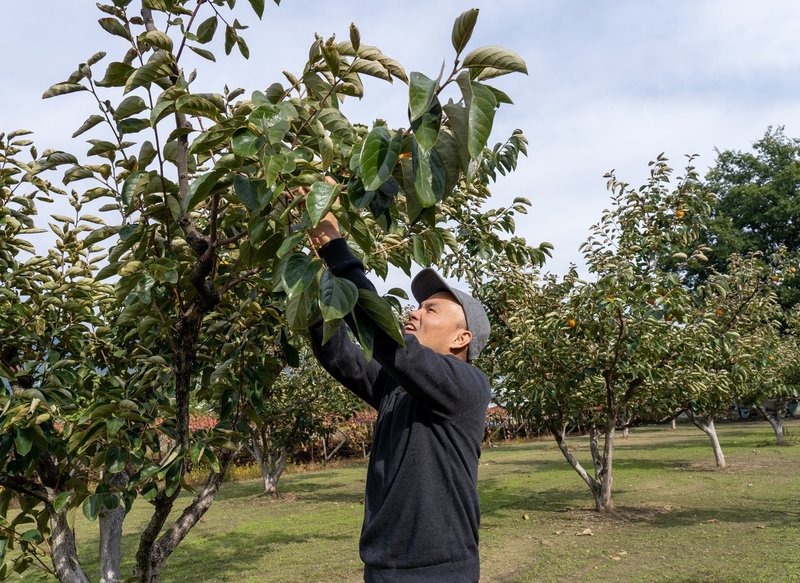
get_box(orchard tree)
[0,2,547,581]
[488,156,714,511]
[670,253,782,466]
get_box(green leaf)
[282,253,317,298]
[352,307,376,361]
[452,8,480,56]
[195,16,218,43]
[410,97,442,152]
[285,291,310,330]
[106,447,128,474]
[53,491,72,513]
[184,169,227,212]
[307,181,340,227]
[442,102,469,174]
[124,52,174,94]
[233,175,264,211]
[20,530,43,544]
[189,46,216,62]
[467,81,497,159]
[14,429,33,456]
[408,71,437,122]
[141,30,173,52]
[42,83,87,99]
[319,270,358,321]
[84,225,122,247]
[231,129,260,158]
[224,25,236,55]
[360,126,403,191]
[121,170,150,212]
[357,288,405,347]
[72,115,105,138]
[97,62,135,87]
[349,59,391,81]
[462,46,528,76]
[249,0,265,18]
[98,17,132,41]
[275,230,305,258]
[113,95,147,121]
[176,94,224,121]
[413,147,445,208]
[106,416,126,439]
[82,494,102,521]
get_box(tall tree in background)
[704,126,800,308]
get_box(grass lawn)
[10,419,800,582]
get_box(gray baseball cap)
[410,268,490,362]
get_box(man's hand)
[308,176,343,250]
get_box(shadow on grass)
[647,506,798,529]
[157,530,350,582]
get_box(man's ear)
[451,329,472,351]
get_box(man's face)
[404,291,470,357]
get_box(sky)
[2,0,800,293]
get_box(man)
[308,208,492,582]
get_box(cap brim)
[411,268,458,305]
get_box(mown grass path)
[14,420,800,582]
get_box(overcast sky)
[2,1,799,292]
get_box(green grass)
[10,419,800,582]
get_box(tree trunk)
[757,404,787,446]
[50,508,90,583]
[551,424,612,512]
[671,418,677,430]
[99,500,125,583]
[324,431,349,462]
[136,450,235,582]
[688,411,726,468]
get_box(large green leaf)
[462,46,528,76]
[451,8,480,55]
[195,16,218,43]
[124,52,174,94]
[105,447,128,474]
[357,288,405,346]
[176,94,224,121]
[360,126,403,191]
[408,72,437,122]
[410,97,442,152]
[466,81,497,159]
[231,129,260,158]
[285,290,310,330]
[233,175,265,211]
[113,96,147,121]
[282,253,318,298]
[443,102,470,174]
[306,180,340,227]
[319,270,358,321]
[96,62,135,88]
[82,494,102,521]
[413,147,445,208]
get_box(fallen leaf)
[611,556,621,561]
[555,530,564,535]
[705,519,718,524]
[756,525,766,530]
[619,550,628,556]
[576,528,594,536]
[522,513,530,520]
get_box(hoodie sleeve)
[315,238,490,418]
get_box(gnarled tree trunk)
[551,422,615,512]
[249,428,288,496]
[50,508,90,583]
